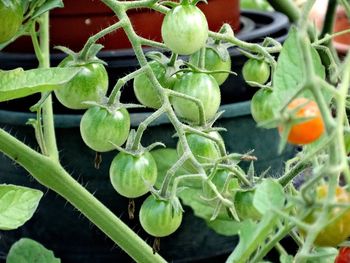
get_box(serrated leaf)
[0,184,43,230]
[253,179,285,214]
[31,0,64,19]
[6,238,60,263]
[0,67,81,102]
[272,26,328,112]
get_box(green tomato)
[234,190,261,221]
[133,61,176,109]
[190,47,231,85]
[177,131,223,173]
[80,106,130,152]
[109,152,157,198]
[0,0,23,43]
[171,72,221,124]
[242,58,270,85]
[250,88,279,124]
[139,195,183,237]
[55,57,108,109]
[161,4,208,55]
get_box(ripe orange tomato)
[279,98,324,145]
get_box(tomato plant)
[242,58,270,85]
[54,58,108,109]
[190,47,231,85]
[0,0,23,43]
[177,131,222,173]
[139,195,183,237]
[80,106,130,152]
[279,98,324,145]
[171,72,220,124]
[1,0,350,262]
[133,60,176,109]
[161,4,208,55]
[335,247,350,263]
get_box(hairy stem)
[0,128,166,263]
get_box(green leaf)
[0,184,43,230]
[6,238,60,263]
[272,26,327,111]
[206,218,242,236]
[253,179,285,214]
[0,67,81,102]
[30,0,64,19]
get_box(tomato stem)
[80,19,126,61]
[0,128,167,263]
[38,12,59,161]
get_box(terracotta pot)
[5,0,240,52]
[333,6,350,54]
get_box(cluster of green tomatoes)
[0,0,271,239]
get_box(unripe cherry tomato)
[161,4,208,55]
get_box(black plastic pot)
[0,10,292,263]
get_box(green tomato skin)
[55,58,108,109]
[242,58,270,85]
[177,131,222,173]
[190,48,231,86]
[0,1,23,43]
[110,152,157,198]
[133,61,176,109]
[80,106,130,152]
[171,72,221,124]
[161,5,208,55]
[250,88,279,125]
[234,190,261,221]
[139,195,183,237]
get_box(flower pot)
[4,0,240,52]
[0,10,292,263]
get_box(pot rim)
[0,101,251,128]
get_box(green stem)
[0,128,166,263]
[334,54,350,184]
[198,47,206,69]
[108,67,148,105]
[131,107,166,150]
[80,20,126,60]
[39,12,59,161]
[168,52,178,67]
[251,223,294,263]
